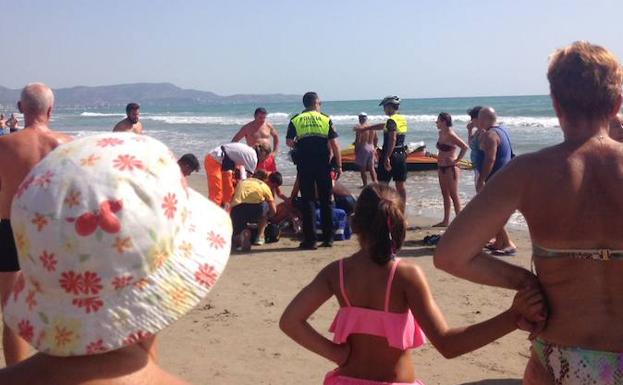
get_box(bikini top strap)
[339,258,352,307]
[384,258,401,312]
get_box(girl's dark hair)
[438,112,452,127]
[351,183,406,265]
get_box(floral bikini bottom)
[532,338,623,385]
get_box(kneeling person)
[230,170,276,250]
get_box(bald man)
[0,83,71,365]
[474,106,516,255]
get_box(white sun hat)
[4,133,232,356]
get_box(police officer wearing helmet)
[286,92,342,250]
[355,96,409,202]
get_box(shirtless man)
[0,83,71,366]
[113,102,143,134]
[353,112,377,186]
[232,107,279,172]
[6,113,19,133]
[0,114,6,135]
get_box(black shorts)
[0,219,20,272]
[230,202,269,235]
[377,149,407,183]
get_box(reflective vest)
[384,113,408,135]
[291,111,331,139]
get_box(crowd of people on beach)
[0,40,621,385]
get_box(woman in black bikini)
[434,112,468,227]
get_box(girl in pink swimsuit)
[280,183,545,385]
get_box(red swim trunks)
[256,153,277,173]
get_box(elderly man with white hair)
[0,82,71,366]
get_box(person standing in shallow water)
[0,114,6,135]
[232,107,280,173]
[353,112,377,187]
[113,102,143,134]
[355,96,409,203]
[6,113,19,132]
[434,112,468,227]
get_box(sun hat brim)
[4,188,231,356]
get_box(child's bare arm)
[404,264,543,358]
[279,263,349,365]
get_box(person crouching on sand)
[0,133,231,385]
[280,183,545,385]
[204,142,271,208]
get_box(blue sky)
[1,0,621,100]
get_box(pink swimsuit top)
[329,258,426,350]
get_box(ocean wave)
[80,112,126,117]
[78,111,560,129]
[332,114,559,128]
[141,112,292,125]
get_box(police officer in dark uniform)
[354,96,408,202]
[286,92,342,250]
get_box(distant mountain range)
[0,83,300,109]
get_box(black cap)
[467,106,483,119]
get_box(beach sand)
[0,174,534,385]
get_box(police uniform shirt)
[381,117,406,157]
[286,112,338,164]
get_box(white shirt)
[209,142,258,176]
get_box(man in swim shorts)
[353,112,377,186]
[113,102,143,134]
[232,107,279,172]
[0,83,71,365]
[6,113,19,133]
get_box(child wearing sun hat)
[0,133,231,384]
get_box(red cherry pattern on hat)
[66,200,123,237]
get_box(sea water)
[29,95,564,228]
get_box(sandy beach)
[0,174,534,385]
